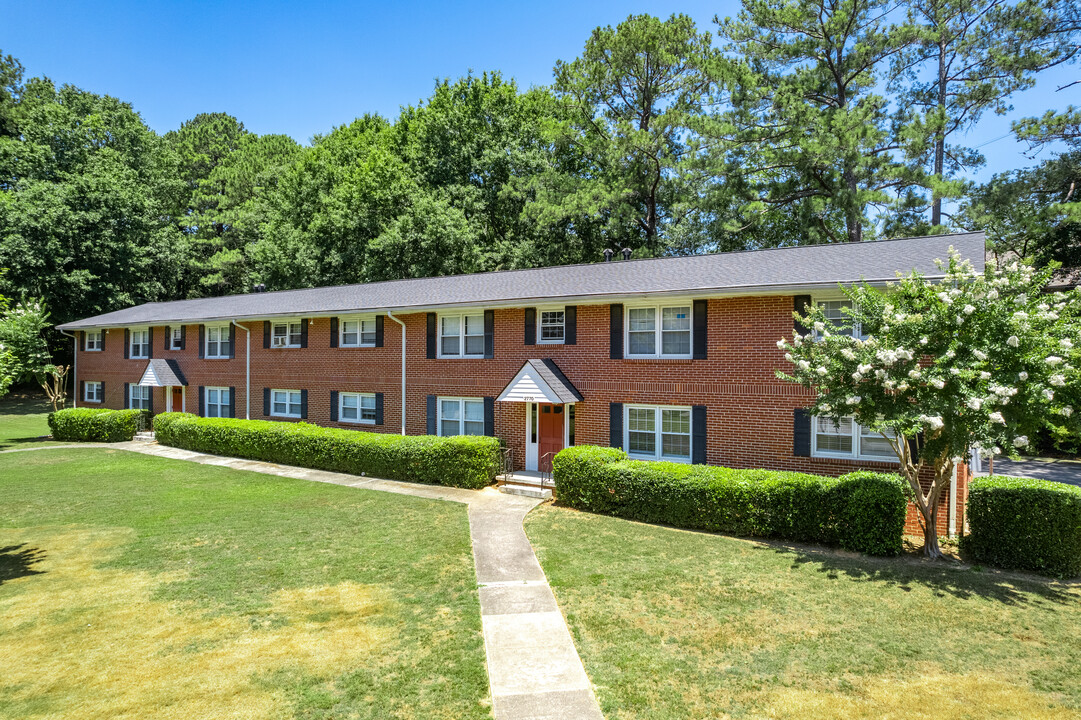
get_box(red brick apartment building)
[58,233,985,536]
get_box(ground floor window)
[205,387,231,418]
[439,397,485,436]
[129,385,150,410]
[271,389,302,418]
[625,405,691,462]
[340,392,376,424]
[84,381,103,403]
[812,415,897,461]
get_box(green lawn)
[526,504,1081,720]
[0,448,489,720]
[0,393,60,450]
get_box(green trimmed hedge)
[962,475,1081,578]
[553,446,909,556]
[48,408,149,442]
[153,413,501,489]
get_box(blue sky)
[1,0,1076,182]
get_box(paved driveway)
[985,457,1081,487]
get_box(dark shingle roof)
[532,359,584,403]
[57,232,985,330]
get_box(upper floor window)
[626,305,691,358]
[817,299,866,339]
[626,405,691,462]
[340,392,376,424]
[341,317,377,348]
[439,397,485,436]
[812,415,896,462]
[271,389,302,418]
[129,384,150,410]
[539,310,565,344]
[129,329,149,359]
[271,321,302,348]
[205,325,231,358]
[205,387,231,418]
[439,313,484,358]
[170,327,183,350]
[85,331,103,351]
[84,381,103,403]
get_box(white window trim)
[204,386,231,418]
[271,319,303,349]
[339,391,377,425]
[624,303,693,359]
[810,415,898,463]
[205,324,231,359]
[83,381,103,403]
[129,384,150,410]
[537,308,566,345]
[129,328,150,359]
[85,331,103,352]
[812,296,868,341]
[437,396,486,437]
[270,388,303,418]
[339,315,378,348]
[437,312,486,359]
[624,404,693,463]
[170,327,183,350]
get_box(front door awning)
[497,359,583,404]
[138,358,188,387]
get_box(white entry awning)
[138,359,187,387]
[497,359,582,404]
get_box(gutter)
[230,320,251,420]
[386,311,407,435]
[59,329,76,408]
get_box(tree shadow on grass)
[0,436,55,450]
[754,540,1079,607]
[0,544,46,585]
[0,395,52,417]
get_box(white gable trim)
[138,363,163,387]
[497,365,563,404]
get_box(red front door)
[172,387,183,411]
[538,404,564,472]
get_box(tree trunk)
[922,499,943,559]
[931,30,947,227]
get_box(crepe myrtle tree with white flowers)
[778,249,1081,559]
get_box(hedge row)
[962,475,1081,578]
[553,446,909,556]
[48,408,150,442]
[153,413,502,489]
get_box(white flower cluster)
[1013,436,1029,448]
[989,412,1006,425]
[919,415,945,430]
[972,349,988,362]
[1007,335,1019,347]
[875,348,913,365]
[1050,374,1067,388]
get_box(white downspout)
[59,329,77,408]
[230,320,251,420]
[949,461,959,537]
[386,311,407,435]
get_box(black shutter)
[80,331,86,351]
[263,321,271,349]
[609,304,623,359]
[330,391,339,421]
[100,330,105,352]
[100,381,105,402]
[147,328,154,359]
[484,310,494,358]
[300,389,308,419]
[794,295,812,337]
[124,329,130,359]
[198,386,205,416]
[426,395,437,435]
[330,317,339,348]
[692,405,707,464]
[375,392,384,425]
[198,325,205,358]
[426,313,437,359]
[484,396,495,436]
[908,433,923,462]
[147,388,154,414]
[693,299,708,360]
[300,320,308,348]
[228,387,236,418]
[228,324,236,359]
[263,387,270,417]
[609,402,623,449]
[565,305,577,345]
[375,315,384,347]
[180,325,186,350]
[79,380,85,401]
[123,382,130,409]
[793,408,811,457]
[164,327,170,350]
[524,308,536,345]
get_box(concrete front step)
[499,483,553,500]
[133,432,156,443]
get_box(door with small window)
[537,404,564,473]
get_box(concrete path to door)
[11,441,604,720]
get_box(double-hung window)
[204,387,231,418]
[539,310,565,344]
[625,405,692,462]
[271,389,302,418]
[271,321,302,348]
[85,331,103,351]
[626,305,692,358]
[340,317,377,347]
[816,299,866,339]
[170,327,183,350]
[129,385,150,410]
[129,329,149,359]
[205,325,230,358]
[340,392,376,424]
[439,397,485,436]
[439,313,485,358]
[812,415,897,462]
[84,381,103,403]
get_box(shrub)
[552,446,908,556]
[48,407,149,442]
[153,413,501,489]
[962,475,1081,578]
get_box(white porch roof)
[137,358,187,387]
[497,359,582,404]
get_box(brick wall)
[74,295,966,536]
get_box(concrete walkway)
[984,455,1081,488]
[5,441,603,720]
